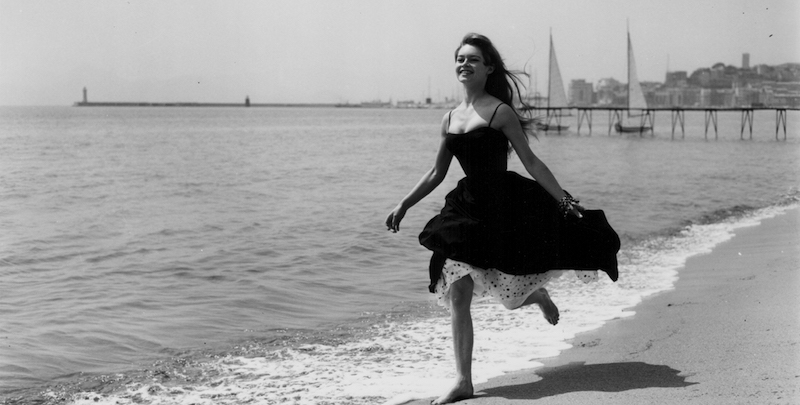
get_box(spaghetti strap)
[447,110,453,129]
[487,103,505,127]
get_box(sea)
[1,106,798,405]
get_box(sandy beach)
[409,206,799,405]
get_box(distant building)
[704,89,735,107]
[734,85,760,106]
[651,88,683,107]
[395,100,419,108]
[760,82,800,107]
[83,87,87,103]
[595,77,625,106]
[665,71,687,87]
[585,61,800,108]
[361,100,392,108]
[681,87,701,107]
[568,79,594,106]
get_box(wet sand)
[409,207,799,404]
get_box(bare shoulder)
[441,110,451,123]
[492,102,520,128]
[440,110,452,135]
[492,102,519,132]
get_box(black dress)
[419,108,620,294]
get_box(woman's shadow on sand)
[478,361,697,400]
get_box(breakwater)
[73,101,336,108]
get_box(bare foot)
[432,379,473,404]
[532,288,559,325]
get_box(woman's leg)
[433,276,475,404]
[520,288,559,325]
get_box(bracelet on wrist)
[558,191,580,218]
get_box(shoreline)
[408,206,799,404]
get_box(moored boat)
[539,30,570,133]
[615,24,654,135]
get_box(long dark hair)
[455,33,536,137]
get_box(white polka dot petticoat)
[434,259,598,310]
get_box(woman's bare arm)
[495,104,582,218]
[386,114,454,232]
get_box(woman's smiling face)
[455,44,493,83]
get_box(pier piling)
[608,109,623,136]
[577,109,593,135]
[740,109,754,140]
[776,109,787,141]
[671,109,685,139]
[704,109,719,140]
[641,109,655,137]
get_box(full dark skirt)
[419,172,620,293]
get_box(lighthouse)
[83,87,87,104]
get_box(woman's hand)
[385,205,407,233]
[570,203,585,219]
[557,190,584,219]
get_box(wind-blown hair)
[455,33,537,138]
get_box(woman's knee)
[450,276,474,308]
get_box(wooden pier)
[525,106,798,141]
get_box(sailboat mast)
[627,23,631,111]
[547,28,552,109]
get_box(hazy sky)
[1,0,798,106]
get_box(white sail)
[547,33,569,108]
[627,31,648,109]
